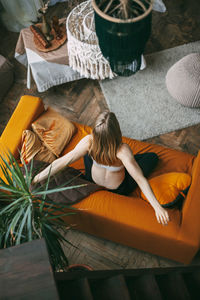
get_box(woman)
[32,111,169,225]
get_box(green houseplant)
[0,152,83,271]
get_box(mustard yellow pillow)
[21,130,56,164]
[140,172,191,208]
[32,107,76,157]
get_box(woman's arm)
[32,135,91,184]
[117,144,169,226]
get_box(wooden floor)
[0,0,200,270]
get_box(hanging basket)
[92,0,153,75]
[66,1,115,80]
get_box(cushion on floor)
[166,53,200,107]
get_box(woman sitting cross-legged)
[32,111,169,226]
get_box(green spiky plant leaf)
[0,151,84,271]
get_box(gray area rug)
[99,41,200,140]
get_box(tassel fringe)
[66,0,116,80]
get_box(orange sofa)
[1,95,200,264]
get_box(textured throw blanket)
[22,160,103,205]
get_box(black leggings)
[84,152,158,196]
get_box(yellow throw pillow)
[35,144,56,163]
[21,130,56,164]
[21,130,41,164]
[140,172,191,208]
[32,107,76,157]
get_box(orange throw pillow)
[32,107,76,157]
[140,172,191,208]
[21,130,56,164]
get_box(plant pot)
[92,0,152,75]
[66,264,93,272]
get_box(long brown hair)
[89,111,122,165]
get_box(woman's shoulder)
[79,134,92,141]
[80,134,93,146]
[74,134,92,150]
[118,143,131,152]
[117,143,132,158]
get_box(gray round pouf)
[166,53,200,107]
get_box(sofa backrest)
[178,150,200,246]
[0,95,45,159]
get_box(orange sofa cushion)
[138,172,191,208]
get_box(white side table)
[15,20,82,92]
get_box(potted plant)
[66,264,93,272]
[0,152,83,271]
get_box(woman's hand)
[30,135,91,185]
[154,205,169,225]
[32,176,37,185]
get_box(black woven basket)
[92,0,153,75]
